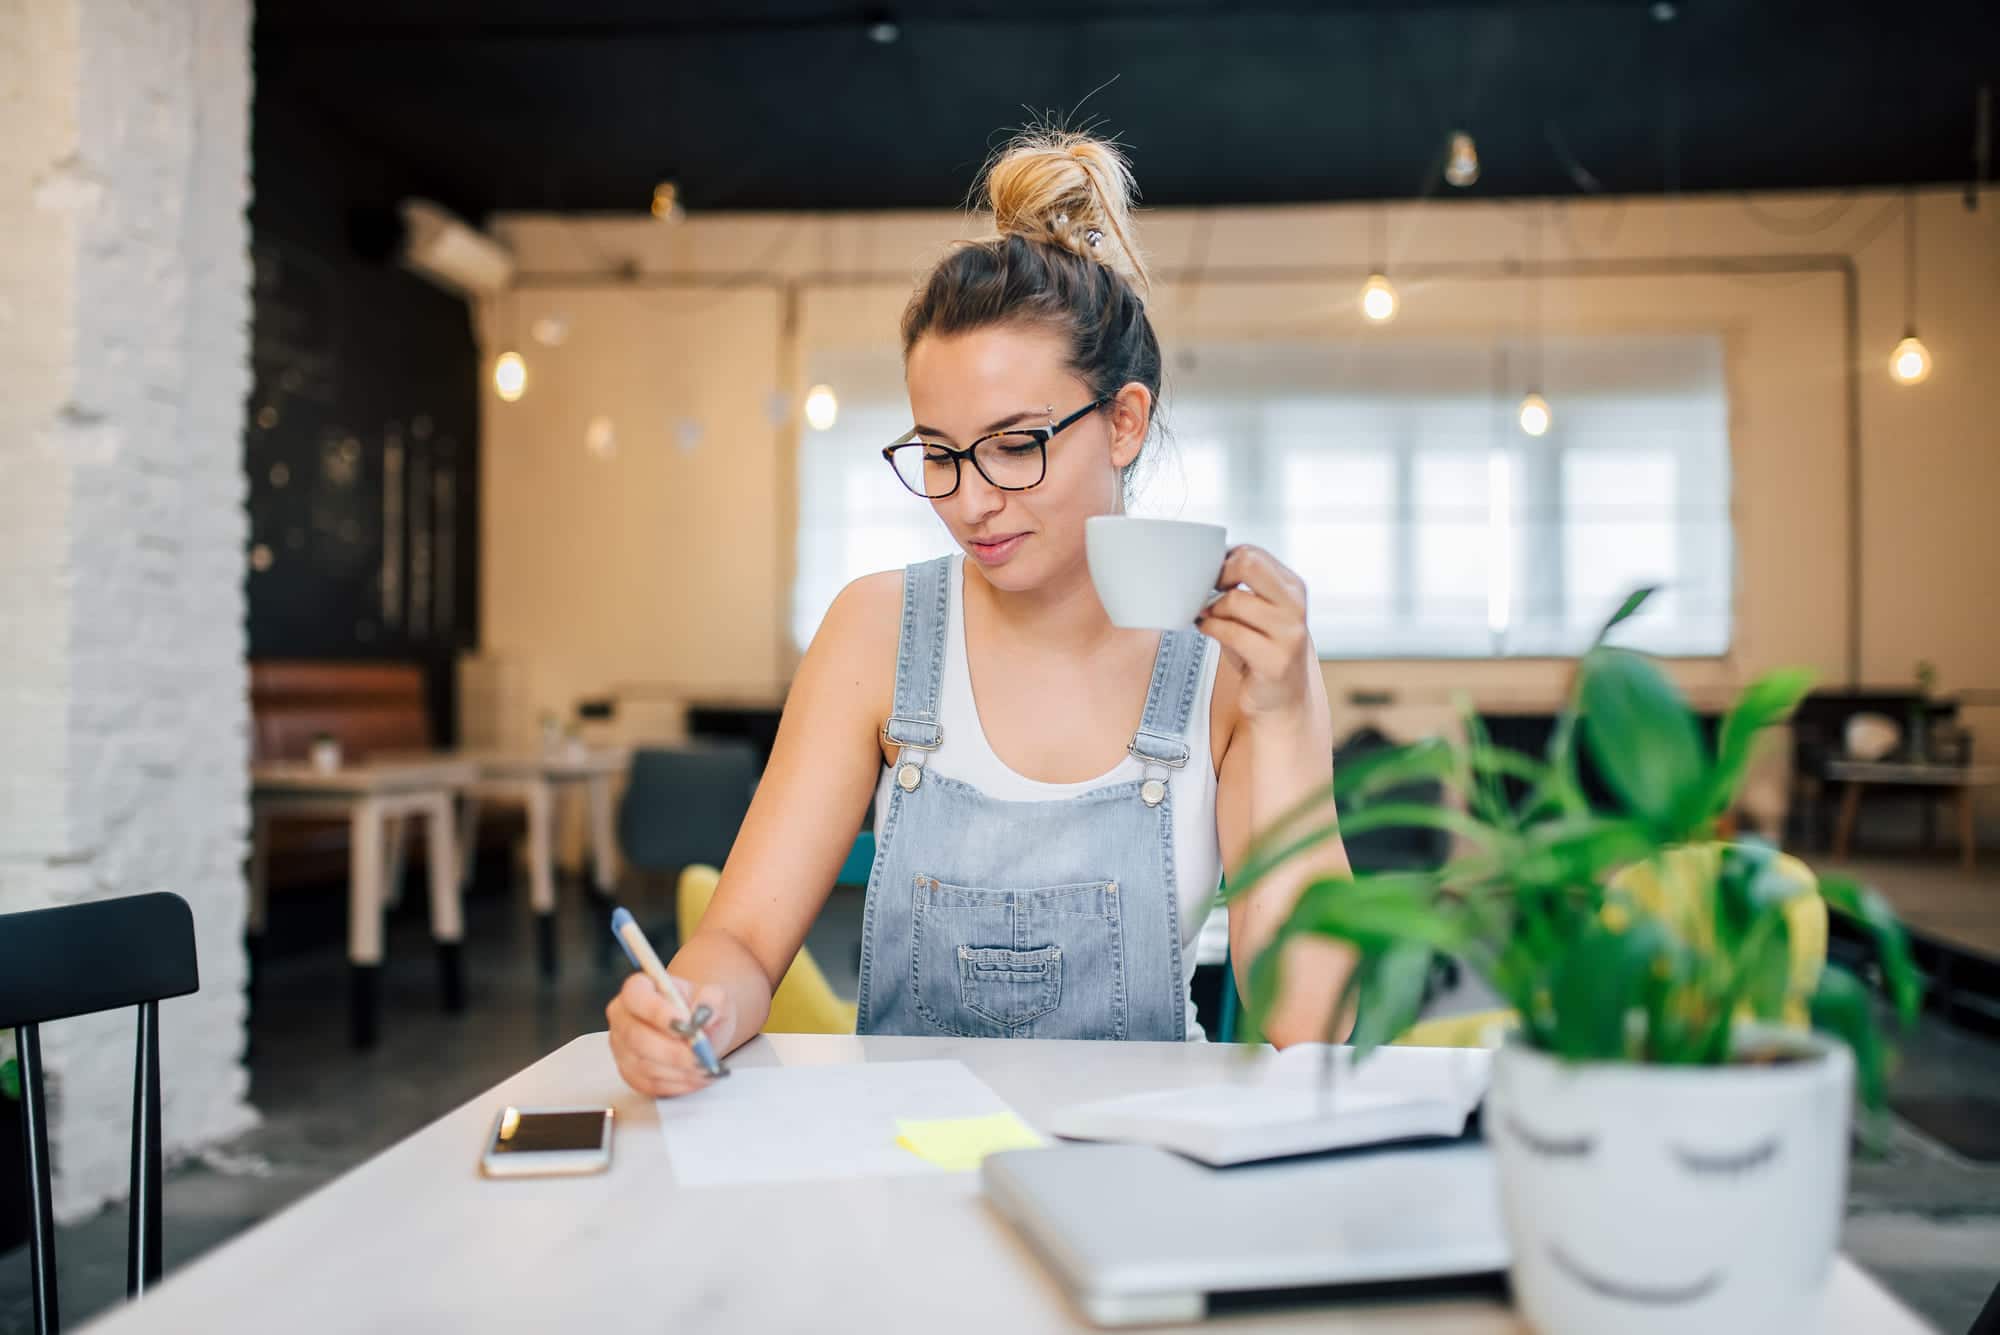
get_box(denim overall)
[854,555,1205,1041]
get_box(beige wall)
[472,189,1998,756]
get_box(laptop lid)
[982,1141,1510,1327]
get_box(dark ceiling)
[257,1,1997,220]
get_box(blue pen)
[610,907,728,1078]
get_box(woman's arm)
[607,572,898,1095]
[1202,547,1356,1047]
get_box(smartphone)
[478,1106,614,1179]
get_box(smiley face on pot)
[1488,1035,1854,1335]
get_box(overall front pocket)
[910,875,1126,1040]
[957,946,1062,1028]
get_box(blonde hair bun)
[982,129,1149,294]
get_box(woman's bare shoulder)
[799,570,905,716]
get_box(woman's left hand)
[1195,545,1317,723]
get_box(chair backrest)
[248,659,431,764]
[2,892,199,1335]
[0,893,199,1029]
[616,743,760,875]
[676,866,857,1035]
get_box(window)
[792,334,1733,658]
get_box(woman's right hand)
[607,972,737,1097]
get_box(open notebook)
[1046,1043,1491,1166]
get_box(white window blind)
[792,333,1733,659]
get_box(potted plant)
[1231,591,1921,1335]
[308,730,343,774]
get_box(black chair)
[1,892,200,1335]
[1972,1275,1999,1335]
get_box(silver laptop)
[982,1141,1510,1326]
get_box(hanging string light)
[1359,187,1398,321]
[1890,189,1932,385]
[1517,392,1552,437]
[1517,204,1551,436]
[1356,14,1399,324]
[492,289,527,402]
[1360,270,1399,322]
[493,351,526,403]
[804,384,840,431]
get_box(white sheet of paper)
[655,1058,1020,1187]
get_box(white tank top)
[872,556,1225,1033]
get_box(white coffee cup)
[1085,516,1228,630]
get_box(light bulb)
[1517,392,1552,437]
[1359,273,1399,323]
[1445,131,1481,188]
[1890,334,1932,385]
[493,351,526,402]
[650,180,684,222]
[804,384,840,431]
[585,416,616,458]
[530,313,570,347]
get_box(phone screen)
[490,1109,609,1155]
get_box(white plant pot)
[1488,1030,1853,1335]
[308,739,342,774]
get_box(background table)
[250,757,477,1047]
[82,1034,1932,1334]
[1827,760,2000,869]
[457,748,627,978]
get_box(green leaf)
[0,1057,18,1101]
[1469,743,1553,793]
[1532,692,1592,821]
[1739,909,1795,1021]
[1333,737,1458,807]
[1709,669,1813,818]
[1277,873,1470,956]
[1595,586,1660,643]
[1578,647,1708,832]
[1464,699,1504,823]
[1547,917,1673,1061]
[1346,943,1436,1058]
[1811,963,1890,1120]
[1817,874,1924,1027]
[1511,816,1656,890]
[1227,803,1499,903]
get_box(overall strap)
[883,556,952,791]
[1129,629,1207,806]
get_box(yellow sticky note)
[895,1112,1044,1173]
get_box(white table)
[83,1034,1933,1334]
[456,748,627,978]
[250,758,477,1047]
[1827,760,2000,870]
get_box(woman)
[610,130,1353,1097]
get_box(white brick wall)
[1,0,257,1222]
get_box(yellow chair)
[675,864,858,1035]
[1392,844,1828,1049]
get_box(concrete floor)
[3,872,1997,1334]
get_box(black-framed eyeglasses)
[882,397,1111,499]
